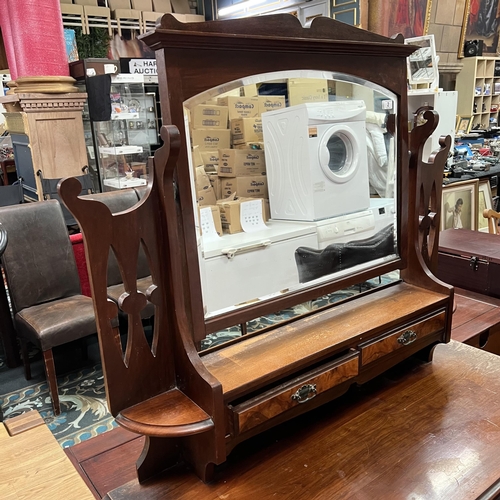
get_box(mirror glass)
[405,35,438,85]
[183,70,399,319]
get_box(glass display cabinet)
[79,74,159,191]
[61,14,453,487]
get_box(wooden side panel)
[360,311,446,365]
[233,353,359,434]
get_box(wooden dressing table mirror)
[60,13,452,487]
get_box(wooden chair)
[108,0,142,35]
[74,0,113,35]
[483,208,500,235]
[152,0,172,13]
[0,200,103,415]
[131,0,161,32]
[59,0,87,34]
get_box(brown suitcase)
[437,229,500,298]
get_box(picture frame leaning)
[441,179,479,231]
[456,115,472,135]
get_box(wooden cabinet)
[60,14,453,486]
[455,56,500,130]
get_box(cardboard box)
[192,104,229,130]
[200,151,219,172]
[192,145,204,168]
[195,166,217,206]
[217,197,268,234]
[217,96,259,120]
[198,205,222,236]
[231,117,263,145]
[287,78,328,107]
[258,95,286,114]
[241,83,258,97]
[207,172,222,200]
[221,175,268,199]
[218,148,266,177]
[192,128,230,151]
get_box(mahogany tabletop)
[81,340,500,499]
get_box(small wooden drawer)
[359,311,446,366]
[230,352,359,434]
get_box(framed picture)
[478,180,493,232]
[441,179,479,231]
[456,115,472,135]
[459,0,500,57]
[368,0,432,38]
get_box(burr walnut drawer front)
[359,311,446,366]
[230,351,359,434]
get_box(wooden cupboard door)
[359,311,446,366]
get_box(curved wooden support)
[59,125,227,483]
[404,110,452,285]
[136,436,180,483]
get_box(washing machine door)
[318,124,361,184]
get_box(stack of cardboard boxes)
[190,78,328,235]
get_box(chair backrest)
[0,200,82,312]
[38,172,93,227]
[74,0,98,6]
[132,0,153,10]
[152,0,172,12]
[108,0,133,9]
[81,188,150,285]
[483,208,500,235]
[0,182,23,207]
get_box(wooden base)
[68,341,500,499]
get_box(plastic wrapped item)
[0,135,14,161]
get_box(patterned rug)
[0,363,117,448]
[0,272,398,448]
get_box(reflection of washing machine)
[262,100,370,221]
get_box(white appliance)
[262,100,370,222]
[200,221,317,317]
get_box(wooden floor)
[67,341,500,499]
[0,411,94,500]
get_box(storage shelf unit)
[455,56,500,130]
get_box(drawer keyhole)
[398,330,417,345]
[291,384,317,403]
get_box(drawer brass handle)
[291,384,317,404]
[398,330,417,345]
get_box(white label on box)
[199,207,220,241]
[241,199,268,233]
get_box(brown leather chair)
[0,200,99,415]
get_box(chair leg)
[42,349,61,416]
[20,339,31,380]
